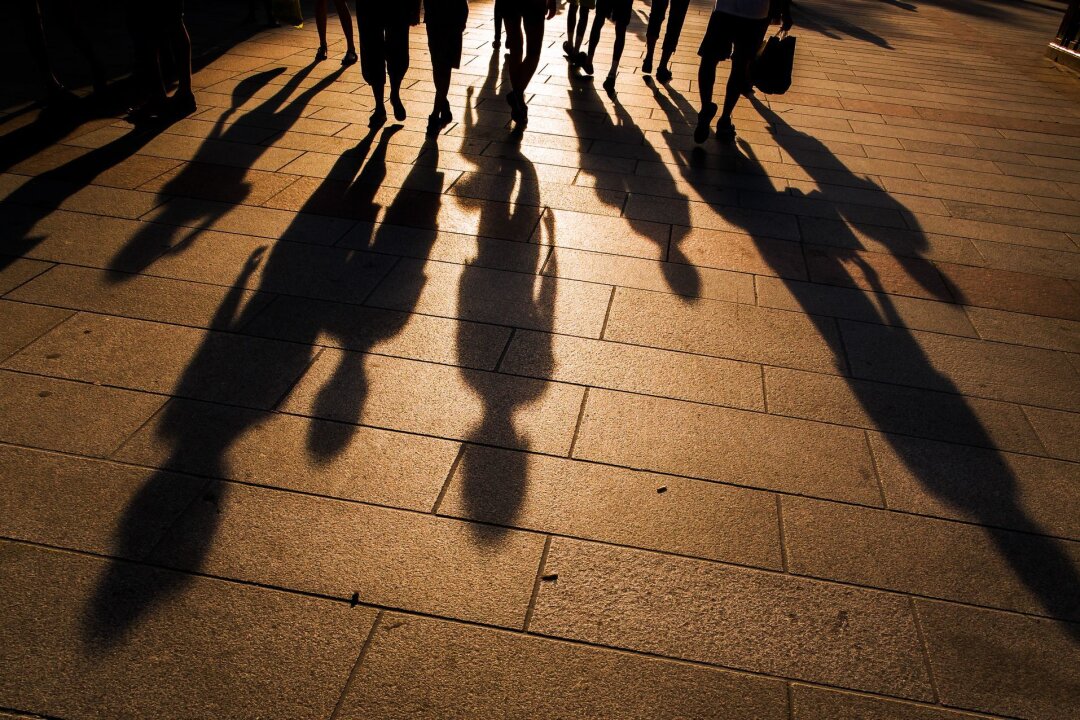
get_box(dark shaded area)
[567,70,701,298]
[650,81,1080,637]
[85,63,450,642]
[453,48,555,541]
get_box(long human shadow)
[1,121,168,271]
[451,50,556,541]
[85,122,449,644]
[566,72,700,298]
[651,84,1080,636]
[106,63,344,277]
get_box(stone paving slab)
[2,0,1080,716]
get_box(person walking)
[357,0,421,127]
[424,0,469,134]
[562,0,593,64]
[694,0,791,143]
[642,0,689,82]
[578,0,632,94]
[314,0,358,65]
[502,0,557,128]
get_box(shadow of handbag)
[752,30,796,95]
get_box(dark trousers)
[357,8,410,87]
[646,0,690,55]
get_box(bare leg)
[575,8,589,51]
[332,0,356,54]
[171,14,192,98]
[315,0,329,57]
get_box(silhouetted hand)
[546,0,557,20]
[781,10,793,31]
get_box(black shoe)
[715,118,736,143]
[642,52,653,75]
[578,52,594,75]
[694,102,717,144]
[369,106,387,128]
[603,75,616,95]
[656,66,672,83]
[167,91,197,118]
[440,99,453,124]
[507,91,526,125]
[563,40,575,57]
[315,45,328,62]
[342,49,357,67]
[390,94,406,122]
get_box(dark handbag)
[752,31,796,95]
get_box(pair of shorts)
[426,1,468,68]
[500,0,548,23]
[698,10,769,64]
[567,0,597,9]
[596,0,632,26]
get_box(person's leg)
[358,13,387,124]
[694,11,726,143]
[315,0,329,59]
[168,8,194,108]
[57,0,109,94]
[575,5,590,52]
[17,0,67,98]
[717,18,766,140]
[493,0,503,46]
[643,0,669,73]
[581,8,605,75]
[565,1,577,50]
[516,14,545,93]
[332,0,357,62]
[656,0,689,81]
[386,20,410,120]
[603,19,627,92]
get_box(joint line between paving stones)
[775,496,790,574]
[1018,405,1051,458]
[785,682,795,720]
[522,535,553,632]
[270,345,326,411]
[106,398,171,462]
[863,430,890,509]
[328,610,384,720]
[494,328,516,373]
[598,286,616,340]
[566,387,591,459]
[431,443,467,515]
[0,301,73,366]
[908,596,941,704]
[0,259,55,299]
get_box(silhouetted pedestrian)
[315,0,357,65]
[424,0,469,134]
[357,1,420,127]
[502,0,557,128]
[17,0,108,104]
[562,0,593,63]
[493,0,505,47]
[579,0,631,94]
[695,0,790,143]
[126,0,195,123]
[643,0,689,82]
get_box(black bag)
[753,31,796,95]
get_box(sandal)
[694,102,717,144]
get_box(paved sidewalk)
[1,0,1079,718]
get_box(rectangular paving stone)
[840,320,1080,411]
[0,257,52,295]
[536,208,670,260]
[764,366,1042,454]
[604,287,844,373]
[0,542,376,720]
[501,330,765,411]
[530,538,934,700]
[869,432,1080,540]
[916,599,1080,720]
[337,612,789,720]
[12,210,175,272]
[756,276,977,337]
[5,313,313,410]
[116,396,458,511]
[0,444,204,556]
[139,161,300,206]
[678,227,807,280]
[439,445,781,568]
[282,349,584,455]
[0,369,165,458]
[0,299,72,361]
[626,195,802,241]
[7,264,274,329]
[244,295,510,370]
[542,247,756,304]
[143,197,354,245]
[783,496,1080,619]
[974,239,1080,283]
[366,257,611,338]
[573,389,882,505]
[791,685,991,720]
[153,482,544,628]
[965,306,1080,354]
[1023,406,1080,462]
[939,262,1080,321]
[804,246,953,301]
